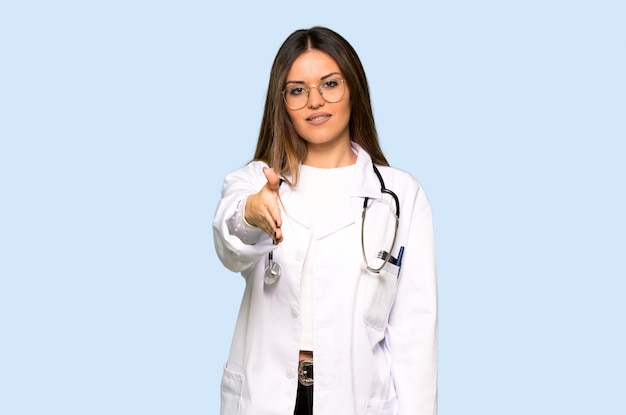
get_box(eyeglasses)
[283,78,346,110]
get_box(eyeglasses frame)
[282,78,346,110]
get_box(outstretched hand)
[244,167,283,244]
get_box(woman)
[213,26,437,415]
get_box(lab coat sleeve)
[387,185,438,415]
[226,194,265,245]
[212,161,275,273]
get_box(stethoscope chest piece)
[264,251,281,284]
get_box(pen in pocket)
[396,246,405,274]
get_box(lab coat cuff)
[226,195,264,245]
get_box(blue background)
[1,1,624,414]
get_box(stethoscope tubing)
[361,164,400,273]
[264,162,401,284]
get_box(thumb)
[263,167,280,191]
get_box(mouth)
[306,113,331,122]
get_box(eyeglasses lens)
[283,78,345,110]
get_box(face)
[284,50,351,150]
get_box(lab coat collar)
[350,142,384,200]
[277,143,384,239]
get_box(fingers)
[243,167,284,244]
[262,204,283,245]
[273,222,283,244]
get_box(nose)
[307,85,325,109]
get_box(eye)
[321,79,341,89]
[287,86,307,96]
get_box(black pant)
[294,382,313,415]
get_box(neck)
[303,141,356,168]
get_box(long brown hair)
[254,26,388,186]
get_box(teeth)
[309,115,328,121]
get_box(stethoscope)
[264,162,401,285]
[264,251,281,284]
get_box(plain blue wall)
[1,1,624,414]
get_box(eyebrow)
[285,72,342,85]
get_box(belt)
[298,359,314,386]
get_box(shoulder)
[376,164,432,214]
[221,160,270,190]
[376,165,423,193]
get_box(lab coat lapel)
[314,145,381,240]
[278,176,312,229]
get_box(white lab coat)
[213,144,437,415]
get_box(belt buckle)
[298,358,314,386]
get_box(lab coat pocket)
[363,261,400,332]
[220,365,244,414]
[365,395,396,415]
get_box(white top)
[297,164,355,350]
